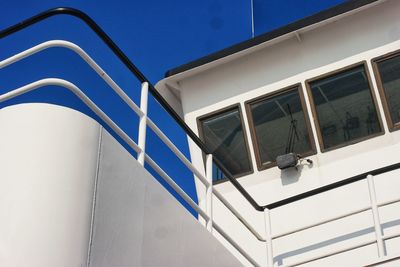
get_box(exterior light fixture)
[276,153,313,170]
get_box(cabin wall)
[175,0,400,265]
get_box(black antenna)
[285,104,299,154]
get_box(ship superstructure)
[156,0,400,266]
[0,1,400,267]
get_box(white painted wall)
[156,0,400,265]
[0,104,101,267]
[90,126,242,267]
[0,103,243,267]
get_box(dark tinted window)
[376,54,400,126]
[199,107,252,179]
[248,87,314,166]
[309,65,381,149]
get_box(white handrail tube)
[0,40,144,117]
[0,78,141,154]
[378,197,400,208]
[367,174,386,257]
[147,116,265,242]
[144,154,209,221]
[213,221,261,267]
[205,154,213,232]
[146,117,210,187]
[212,188,265,241]
[0,42,265,265]
[137,82,148,165]
[383,231,400,241]
[264,208,274,267]
[272,205,371,239]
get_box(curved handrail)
[0,78,261,266]
[0,78,141,154]
[0,40,143,117]
[0,40,265,242]
[0,6,263,212]
[0,77,212,223]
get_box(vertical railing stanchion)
[264,208,274,267]
[137,81,149,166]
[205,154,213,232]
[367,174,386,257]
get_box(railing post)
[367,174,386,257]
[137,81,148,165]
[264,208,274,267]
[205,154,213,232]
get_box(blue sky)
[0,0,346,217]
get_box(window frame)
[197,103,254,184]
[245,83,317,171]
[372,49,400,132]
[305,61,384,152]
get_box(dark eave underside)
[165,0,379,78]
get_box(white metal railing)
[265,174,400,267]
[4,40,398,267]
[367,174,385,257]
[0,78,141,154]
[0,40,144,117]
[0,78,260,266]
[0,41,263,266]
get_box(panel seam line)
[86,126,103,267]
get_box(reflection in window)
[376,54,400,126]
[212,161,226,183]
[248,87,314,167]
[309,65,381,149]
[199,107,252,180]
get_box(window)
[198,105,252,181]
[246,85,315,169]
[307,64,382,151]
[373,51,400,131]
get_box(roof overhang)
[155,0,386,116]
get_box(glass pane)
[310,65,381,149]
[212,161,226,183]
[377,54,400,124]
[200,108,251,178]
[249,87,313,164]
